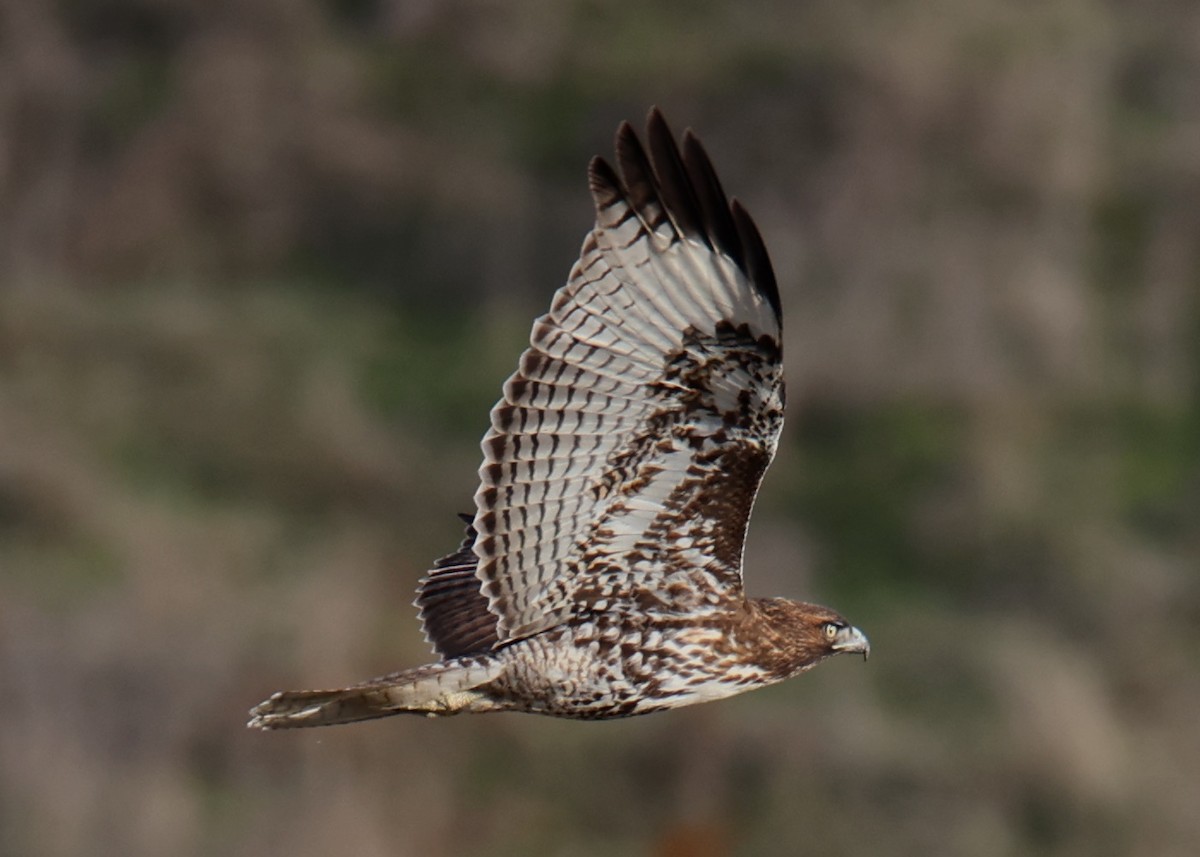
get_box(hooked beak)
[832,625,870,661]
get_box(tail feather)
[247,659,503,730]
[248,686,419,729]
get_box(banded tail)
[247,659,504,729]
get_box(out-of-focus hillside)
[1,1,1198,856]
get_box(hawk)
[248,109,869,728]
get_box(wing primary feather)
[730,199,782,323]
[681,129,742,272]
[615,120,667,232]
[587,156,624,212]
[644,108,707,243]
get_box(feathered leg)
[247,658,505,729]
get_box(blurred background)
[2,1,1198,855]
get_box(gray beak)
[832,625,870,661]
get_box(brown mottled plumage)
[248,109,868,730]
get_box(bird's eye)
[823,622,840,640]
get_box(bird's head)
[750,598,870,677]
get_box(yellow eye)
[823,622,839,640]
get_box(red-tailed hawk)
[249,109,868,728]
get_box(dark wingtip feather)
[587,109,781,324]
[644,109,705,241]
[587,156,621,204]
[731,199,781,322]
[681,129,742,269]
[614,118,657,216]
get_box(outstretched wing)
[417,109,784,654]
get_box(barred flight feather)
[471,117,784,643]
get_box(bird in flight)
[248,108,869,729]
